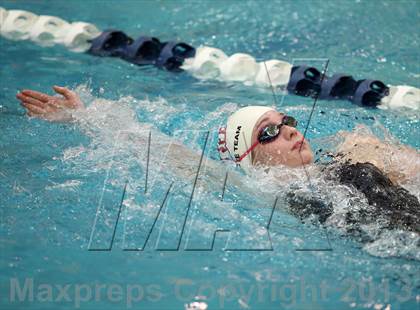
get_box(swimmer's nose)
[281,125,297,141]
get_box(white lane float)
[0,7,8,31]
[182,46,228,79]
[1,9,38,40]
[0,8,100,52]
[63,22,100,52]
[29,15,70,46]
[380,85,420,110]
[254,59,292,87]
[219,53,259,82]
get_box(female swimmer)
[16,87,420,237]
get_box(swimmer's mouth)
[291,140,305,151]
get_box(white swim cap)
[218,106,275,170]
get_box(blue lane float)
[1,7,418,109]
[318,74,357,101]
[122,36,162,65]
[88,30,133,57]
[156,41,196,71]
[351,80,389,107]
[286,66,322,98]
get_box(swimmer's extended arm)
[16,87,259,196]
[17,86,84,121]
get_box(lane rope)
[1,7,418,109]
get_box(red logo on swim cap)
[218,127,231,160]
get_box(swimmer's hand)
[17,86,84,122]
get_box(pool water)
[1,1,419,309]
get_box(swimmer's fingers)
[17,94,61,115]
[53,86,84,109]
[22,101,72,122]
[16,93,48,109]
[17,91,63,116]
[20,88,78,108]
[53,86,78,102]
[21,89,53,103]
[20,102,47,115]
[45,98,66,110]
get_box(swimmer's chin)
[252,155,314,170]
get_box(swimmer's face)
[251,111,314,167]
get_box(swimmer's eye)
[265,125,279,136]
[265,125,279,137]
[259,125,280,143]
[257,115,298,144]
[282,115,298,127]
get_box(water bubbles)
[184,301,208,310]
[376,57,387,63]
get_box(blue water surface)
[1,1,419,309]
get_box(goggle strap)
[236,140,259,162]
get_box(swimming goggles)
[236,115,298,162]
